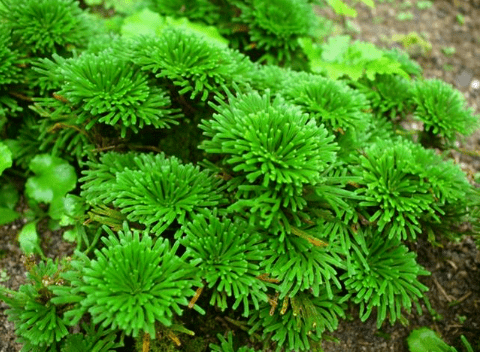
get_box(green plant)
[397,11,414,21]
[442,46,456,56]
[407,327,475,352]
[210,331,259,352]
[411,78,478,146]
[51,224,203,337]
[399,0,412,9]
[341,229,430,328]
[230,0,318,65]
[456,13,465,25]
[0,0,479,351]
[353,137,474,240]
[300,35,412,81]
[392,32,432,58]
[0,269,9,282]
[416,0,432,9]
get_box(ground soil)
[0,0,479,351]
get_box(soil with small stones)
[0,0,479,351]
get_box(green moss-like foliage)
[411,78,478,145]
[0,0,93,56]
[130,28,252,101]
[33,50,181,138]
[149,0,221,24]
[210,331,260,352]
[180,211,268,316]
[0,1,479,350]
[248,289,347,352]
[199,89,338,235]
[261,232,346,300]
[353,137,473,241]
[232,0,316,65]
[280,75,372,133]
[0,26,22,87]
[59,322,124,352]
[51,224,203,338]
[349,74,415,120]
[341,230,430,328]
[0,259,69,351]
[0,25,23,123]
[81,152,225,235]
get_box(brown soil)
[0,0,479,351]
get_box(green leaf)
[25,154,77,204]
[18,221,44,258]
[0,208,19,226]
[58,195,87,226]
[298,37,327,74]
[315,36,410,80]
[321,35,351,62]
[407,327,457,352]
[62,229,77,243]
[0,142,12,176]
[121,8,229,48]
[0,182,19,210]
[121,7,165,37]
[325,0,358,17]
[359,0,375,8]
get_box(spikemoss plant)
[411,78,478,147]
[51,224,203,337]
[0,0,479,351]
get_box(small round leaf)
[25,154,77,204]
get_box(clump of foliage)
[0,0,479,351]
[411,78,478,147]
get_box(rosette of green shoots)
[248,289,347,352]
[0,259,69,350]
[80,152,225,235]
[199,89,338,236]
[50,224,203,338]
[0,0,93,56]
[232,0,317,65]
[130,27,252,101]
[411,78,478,146]
[340,229,430,328]
[180,211,269,317]
[353,137,473,241]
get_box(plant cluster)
[0,0,479,351]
